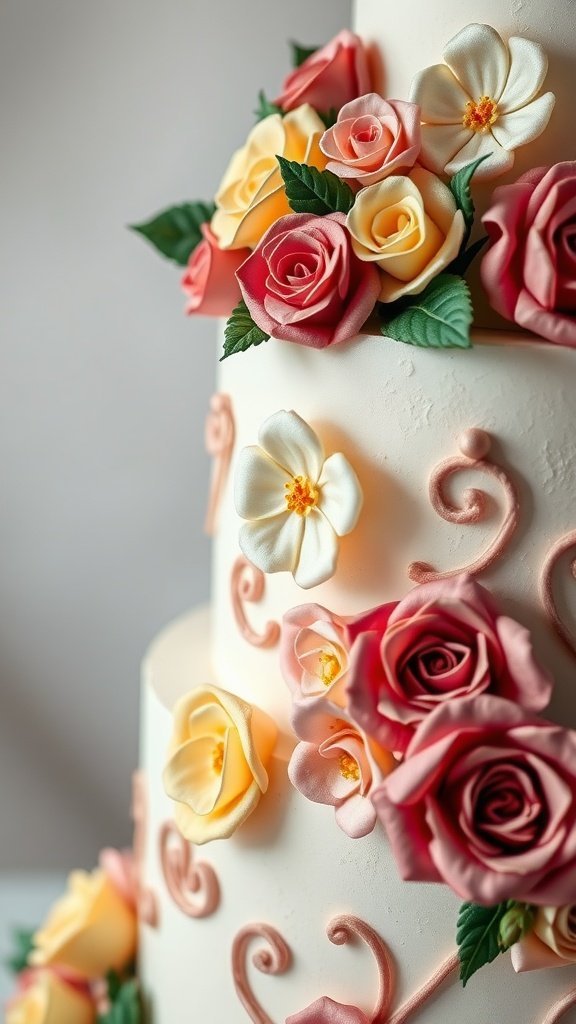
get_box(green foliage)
[380,274,473,349]
[221,299,270,360]
[290,42,319,67]
[449,153,490,235]
[318,107,339,130]
[130,202,216,266]
[254,91,283,121]
[457,902,510,987]
[6,928,35,974]
[276,157,355,215]
[98,977,142,1024]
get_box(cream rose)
[6,973,95,1024]
[163,685,277,844]
[346,167,465,302]
[30,869,137,980]
[211,105,327,250]
[512,904,576,972]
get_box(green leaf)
[457,902,509,987]
[255,90,283,122]
[276,157,355,215]
[290,42,319,67]
[130,202,216,266]
[6,927,36,974]
[449,234,489,277]
[98,979,142,1024]
[221,299,270,360]
[449,153,490,234]
[318,107,339,130]
[380,274,473,349]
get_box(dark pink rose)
[481,162,576,347]
[347,575,552,755]
[275,31,372,115]
[236,212,381,348]
[373,695,576,906]
[320,94,421,187]
[181,224,249,316]
[286,995,369,1024]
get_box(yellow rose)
[211,105,327,250]
[30,869,137,980]
[163,684,277,844]
[6,972,95,1024]
[346,167,465,302]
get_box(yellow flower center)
[339,753,360,782]
[318,651,341,686]
[212,741,225,773]
[285,475,319,516]
[462,95,498,133]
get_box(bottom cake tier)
[138,607,576,1024]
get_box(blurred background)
[0,0,350,992]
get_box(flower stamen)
[318,651,341,686]
[339,753,360,782]
[463,95,498,133]
[285,475,319,516]
[212,741,225,774]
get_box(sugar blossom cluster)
[280,574,576,976]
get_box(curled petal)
[498,36,550,113]
[294,510,339,590]
[410,63,466,124]
[240,512,304,575]
[258,409,324,481]
[491,93,556,151]
[443,23,510,103]
[318,452,363,537]
[234,446,290,521]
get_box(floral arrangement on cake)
[132,23,576,350]
[4,849,141,1024]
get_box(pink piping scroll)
[131,771,159,928]
[232,923,292,1024]
[204,393,235,536]
[541,986,576,1024]
[327,915,393,1022]
[231,555,281,649]
[540,531,576,659]
[159,820,220,918]
[387,951,459,1024]
[408,428,519,584]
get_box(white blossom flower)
[234,410,363,590]
[410,23,555,181]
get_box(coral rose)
[346,166,465,302]
[482,162,576,347]
[274,31,371,114]
[237,212,381,348]
[373,695,576,906]
[512,904,576,972]
[320,94,421,187]
[163,685,277,844]
[6,972,95,1024]
[347,575,553,755]
[211,106,326,250]
[181,225,249,316]
[30,869,137,980]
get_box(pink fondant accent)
[541,987,576,1024]
[131,770,159,928]
[159,820,220,918]
[539,531,576,659]
[204,393,236,536]
[327,916,393,1022]
[231,555,281,649]
[408,430,519,584]
[232,923,292,1024]
[387,952,459,1024]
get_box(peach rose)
[163,685,277,844]
[512,904,576,972]
[320,94,421,187]
[6,973,95,1024]
[30,869,137,980]
[211,106,326,250]
[274,31,371,114]
[346,167,465,302]
[181,225,249,316]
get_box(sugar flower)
[411,23,555,180]
[5,972,95,1024]
[512,904,576,972]
[234,410,363,590]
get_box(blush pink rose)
[481,162,576,347]
[287,996,369,1024]
[347,575,552,756]
[373,695,576,906]
[281,603,352,714]
[274,31,371,115]
[181,224,249,316]
[99,848,137,910]
[236,212,381,348]
[320,94,421,187]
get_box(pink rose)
[481,162,576,347]
[181,224,249,316]
[320,94,421,187]
[373,695,576,906]
[281,603,352,714]
[274,31,371,115]
[99,848,137,910]
[347,575,552,755]
[287,996,369,1024]
[236,212,381,348]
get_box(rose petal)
[335,793,378,839]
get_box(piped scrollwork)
[159,820,220,918]
[541,986,576,1024]
[131,771,159,928]
[204,393,235,536]
[231,555,281,649]
[408,428,520,585]
[232,923,292,1024]
[540,531,576,660]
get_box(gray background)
[0,0,350,872]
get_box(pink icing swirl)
[131,770,158,928]
[541,987,576,1024]
[408,428,519,584]
[232,923,292,1024]
[326,916,393,1022]
[231,555,281,648]
[204,393,235,536]
[540,531,576,659]
[159,820,220,918]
